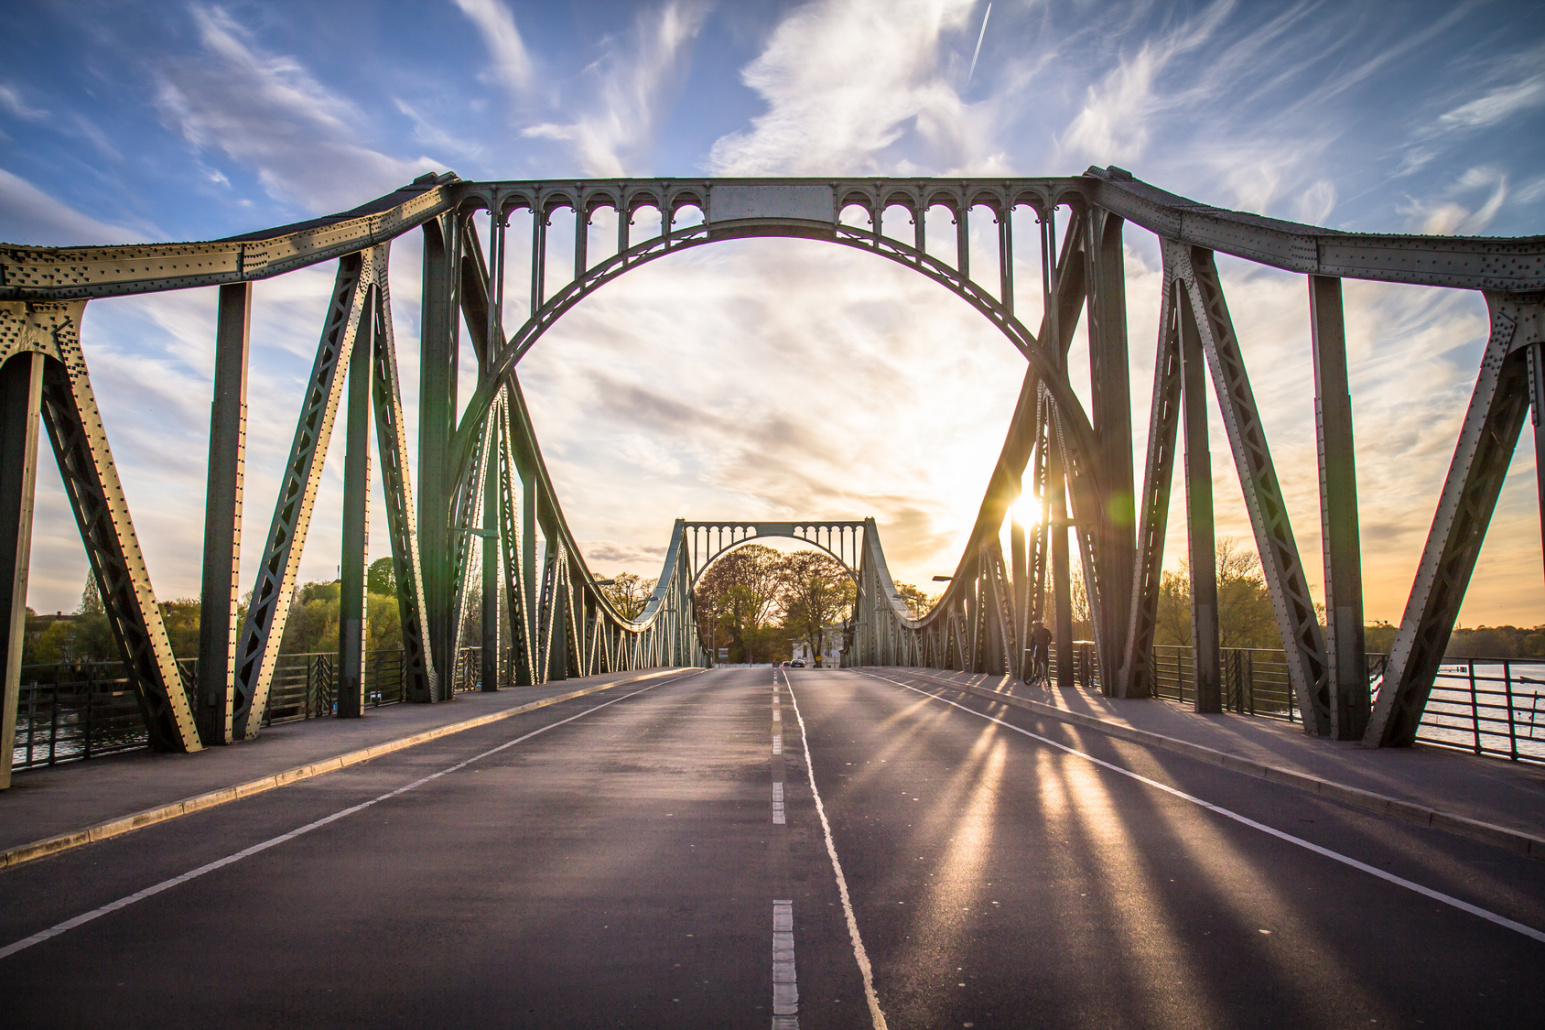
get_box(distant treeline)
[1367,622,1545,660]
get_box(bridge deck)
[2,668,1543,1027]
[878,668,1545,849]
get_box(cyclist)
[1028,619,1053,687]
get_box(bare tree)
[600,572,657,621]
[1152,537,1279,650]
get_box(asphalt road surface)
[2,666,1543,1028]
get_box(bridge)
[2,171,1544,1025]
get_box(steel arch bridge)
[684,522,865,587]
[2,168,1543,788]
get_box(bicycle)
[1028,648,1051,689]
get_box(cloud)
[517,233,1025,591]
[1437,73,1545,131]
[0,167,147,245]
[0,83,47,120]
[1059,1,1235,165]
[1402,165,1508,235]
[522,2,708,177]
[1294,179,1336,226]
[708,0,982,175]
[452,0,535,100]
[153,5,441,213]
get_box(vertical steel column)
[1310,276,1367,739]
[1529,341,1545,592]
[531,205,548,312]
[997,204,1014,316]
[481,417,500,692]
[0,352,44,789]
[197,283,251,745]
[1040,206,1074,688]
[955,204,969,282]
[418,218,456,702]
[1049,448,1074,689]
[478,203,503,693]
[337,294,374,719]
[1086,211,1135,695]
[1175,244,1330,733]
[1011,502,1028,680]
[1178,283,1221,713]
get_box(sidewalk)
[863,667,1545,857]
[1,668,690,865]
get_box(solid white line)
[863,671,1545,946]
[0,675,693,962]
[784,671,889,1030]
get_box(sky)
[3,0,1544,629]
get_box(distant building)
[789,625,844,667]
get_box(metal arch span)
[684,521,866,587]
[5,168,1545,795]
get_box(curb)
[1,669,689,872]
[871,668,1545,861]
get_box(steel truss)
[3,169,1543,784]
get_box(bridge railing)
[1133,645,1545,765]
[10,649,413,771]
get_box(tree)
[894,582,938,619]
[1213,538,1276,649]
[778,552,855,667]
[601,572,657,620]
[79,572,103,615]
[695,545,783,663]
[1151,537,1279,650]
[158,598,201,659]
[367,557,396,597]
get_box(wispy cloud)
[0,83,48,120]
[452,0,535,100]
[708,0,982,175]
[1401,165,1509,235]
[1059,1,1236,165]
[153,4,440,212]
[0,167,147,245]
[1437,73,1545,131]
[522,2,708,177]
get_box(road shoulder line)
[868,667,1545,861]
[0,670,686,872]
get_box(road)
[1,667,1542,1028]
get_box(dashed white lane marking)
[784,672,889,1030]
[772,782,786,824]
[772,731,783,755]
[0,676,696,962]
[864,672,1545,946]
[772,899,799,1028]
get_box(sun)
[1010,489,1044,528]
